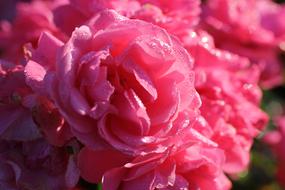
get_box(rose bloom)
[183,30,268,174]
[201,0,285,88]
[264,115,285,188]
[26,9,201,155]
[0,0,66,63]
[0,139,79,190]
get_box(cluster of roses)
[0,0,284,189]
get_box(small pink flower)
[0,0,66,63]
[202,0,285,88]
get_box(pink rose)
[0,139,79,189]
[26,10,201,155]
[0,0,66,63]
[184,30,268,174]
[264,115,285,188]
[201,0,285,88]
[202,0,274,44]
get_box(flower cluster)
[1,0,283,189]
